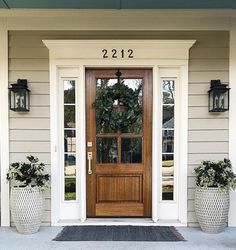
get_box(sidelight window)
[161,79,175,201]
[63,80,77,201]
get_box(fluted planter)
[10,187,44,234]
[195,187,229,234]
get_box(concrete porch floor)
[0,226,236,250]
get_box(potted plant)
[193,159,236,233]
[6,155,49,234]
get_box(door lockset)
[87,152,93,175]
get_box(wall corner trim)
[0,17,10,227]
[229,18,236,227]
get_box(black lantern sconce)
[208,80,230,112]
[9,79,30,112]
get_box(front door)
[86,69,152,217]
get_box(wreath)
[93,81,142,132]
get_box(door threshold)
[56,219,187,227]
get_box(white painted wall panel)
[189,95,208,107]
[9,71,49,83]
[188,153,228,165]
[10,130,50,141]
[189,59,229,71]
[189,83,209,95]
[10,153,51,165]
[27,83,49,94]
[188,142,228,154]
[30,95,50,107]
[9,48,49,59]
[189,48,229,59]
[10,107,50,118]
[9,59,49,71]
[10,141,50,153]
[189,71,229,83]
[9,118,50,130]
[188,130,228,141]
[189,119,228,130]
[188,107,228,118]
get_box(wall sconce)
[9,79,30,112]
[208,80,230,112]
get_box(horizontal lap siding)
[8,30,229,226]
[188,32,229,227]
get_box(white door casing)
[43,40,195,225]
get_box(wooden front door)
[86,69,152,217]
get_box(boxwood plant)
[194,159,236,191]
[6,155,49,191]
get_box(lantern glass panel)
[222,91,229,110]
[10,88,30,112]
[209,90,214,111]
[209,88,229,112]
[16,90,25,110]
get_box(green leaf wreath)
[93,81,142,132]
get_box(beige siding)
[8,30,229,226]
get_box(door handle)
[87,152,93,175]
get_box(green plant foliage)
[193,159,236,191]
[93,81,142,132]
[6,155,49,190]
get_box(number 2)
[102,49,108,58]
[112,49,117,58]
[128,49,134,58]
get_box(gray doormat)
[53,226,185,241]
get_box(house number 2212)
[102,49,134,59]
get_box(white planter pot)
[10,187,44,234]
[195,187,229,234]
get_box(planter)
[195,187,229,234]
[10,187,44,234]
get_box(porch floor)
[0,226,235,249]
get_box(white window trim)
[44,40,194,226]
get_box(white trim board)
[0,18,10,226]
[229,19,236,227]
[44,39,195,226]
[57,219,187,227]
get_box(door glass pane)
[163,80,175,104]
[96,78,143,134]
[122,114,142,134]
[64,130,76,152]
[96,123,115,134]
[162,153,174,200]
[64,80,75,103]
[96,78,116,88]
[96,78,116,134]
[162,177,174,200]
[162,130,174,153]
[64,105,75,128]
[120,79,143,134]
[64,154,76,175]
[121,137,142,163]
[162,106,174,128]
[65,177,76,201]
[96,138,118,163]
[123,79,142,92]
[162,154,174,177]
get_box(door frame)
[44,40,195,226]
